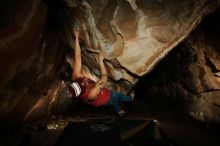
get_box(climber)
[67,25,134,117]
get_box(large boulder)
[66,0,220,86]
[0,0,220,126]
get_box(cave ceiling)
[64,0,220,85]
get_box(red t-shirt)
[72,77,110,107]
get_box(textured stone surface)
[0,0,48,122]
[0,0,220,128]
[66,0,220,84]
[0,0,70,126]
[134,13,220,125]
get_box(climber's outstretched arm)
[87,51,108,100]
[72,29,82,80]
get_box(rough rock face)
[134,11,220,125]
[66,0,220,85]
[178,26,220,125]
[0,0,220,128]
[0,0,48,125]
[0,0,71,127]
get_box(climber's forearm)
[72,34,82,79]
[74,36,81,65]
[99,59,108,83]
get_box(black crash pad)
[55,118,122,146]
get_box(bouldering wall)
[65,0,220,85]
[0,0,50,126]
[134,9,220,126]
[0,0,220,128]
[0,0,73,128]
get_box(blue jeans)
[107,91,133,113]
